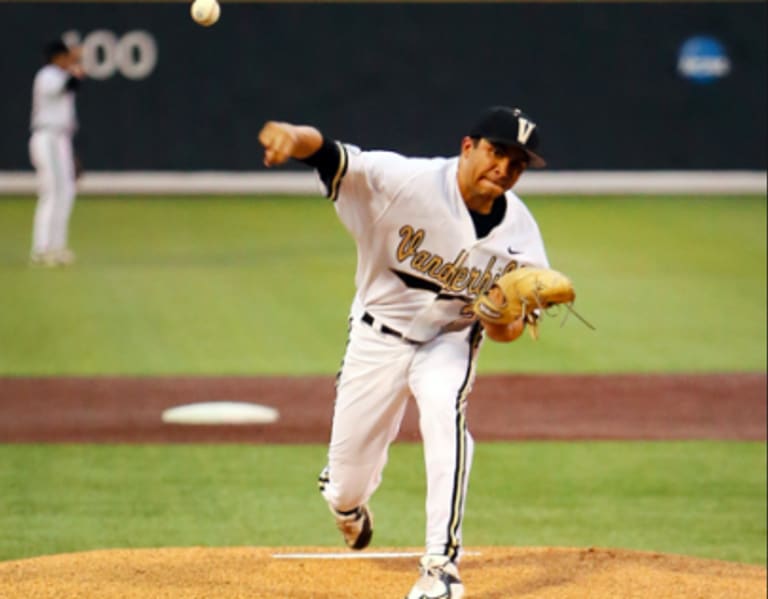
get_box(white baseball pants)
[321,316,481,561]
[29,130,76,255]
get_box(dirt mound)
[0,546,764,598]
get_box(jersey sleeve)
[36,68,70,97]
[300,138,347,200]
[303,138,413,238]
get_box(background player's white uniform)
[29,63,78,258]
[318,142,549,561]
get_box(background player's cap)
[468,106,546,168]
[43,39,70,63]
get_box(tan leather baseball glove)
[472,267,577,340]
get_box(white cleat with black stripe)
[405,554,464,599]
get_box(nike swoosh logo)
[507,247,522,255]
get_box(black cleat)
[333,504,374,550]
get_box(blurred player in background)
[29,39,84,267]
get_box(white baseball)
[190,0,220,27]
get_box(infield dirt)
[1,373,765,442]
[0,546,765,598]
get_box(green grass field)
[0,195,765,374]
[0,442,764,564]
[0,194,765,565]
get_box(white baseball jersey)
[325,144,549,342]
[30,64,77,134]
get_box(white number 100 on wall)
[63,30,158,80]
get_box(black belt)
[361,312,420,345]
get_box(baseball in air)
[191,0,220,26]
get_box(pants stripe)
[444,323,483,561]
[334,316,354,389]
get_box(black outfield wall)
[1,1,765,171]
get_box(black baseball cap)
[468,106,546,168]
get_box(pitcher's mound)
[0,546,764,598]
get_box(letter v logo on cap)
[517,118,536,144]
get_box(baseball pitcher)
[259,106,553,599]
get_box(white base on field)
[1,170,765,195]
[161,401,279,425]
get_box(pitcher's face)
[458,137,529,202]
